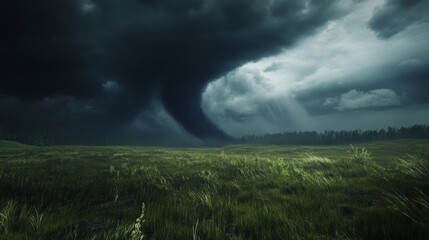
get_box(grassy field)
[0,140,428,240]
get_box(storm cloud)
[202,0,429,136]
[2,0,428,144]
[368,0,429,39]
[0,0,354,142]
[324,89,401,111]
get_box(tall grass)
[396,154,428,178]
[0,201,16,234]
[347,145,372,163]
[379,153,429,226]
[130,202,146,240]
[0,140,429,239]
[381,188,429,226]
[28,207,43,230]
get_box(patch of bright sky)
[225,0,429,98]
[237,0,383,96]
[81,0,96,13]
[202,0,429,135]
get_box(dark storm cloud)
[0,0,101,99]
[368,0,429,39]
[0,0,352,141]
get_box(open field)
[0,140,428,239]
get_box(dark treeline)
[238,125,429,145]
[0,124,115,146]
[1,123,429,146]
[0,124,57,146]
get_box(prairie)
[0,140,428,239]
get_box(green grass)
[0,139,428,239]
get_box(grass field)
[0,140,428,239]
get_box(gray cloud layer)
[368,0,429,39]
[1,0,428,143]
[324,89,401,111]
[202,0,429,136]
[0,0,355,143]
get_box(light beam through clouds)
[1,0,429,144]
[203,0,429,136]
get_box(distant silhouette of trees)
[0,124,56,146]
[238,125,429,145]
[1,123,429,146]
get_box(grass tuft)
[28,207,43,230]
[130,202,146,240]
[347,145,372,163]
[0,201,16,234]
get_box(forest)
[1,124,429,146]
[238,124,429,145]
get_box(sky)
[1,0,429,144]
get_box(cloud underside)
[0,0,429,142]
[324,89,401,111]
[368,0,429,39]
[202,0,429,136]
[0,0,354,141]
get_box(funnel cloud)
[1,0,428,144]
[0,0,352,142]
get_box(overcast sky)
[1,0,428,144]
[203,0,429,136]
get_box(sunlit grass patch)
[347,145,372,163]
[395,154,428,179]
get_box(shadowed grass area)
[0,139,428,239]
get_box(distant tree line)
[238,124,429,145]
[1,123,429,146]
[0,124,56,146]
